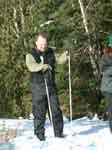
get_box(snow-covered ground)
[0,116,112,150]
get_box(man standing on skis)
[26,32,68,141]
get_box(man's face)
[36,36,47,52]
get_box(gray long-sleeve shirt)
[100,54,112,93]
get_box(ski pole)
[68,50,72,123]
[40,55,54,123]
[44,78,55,135]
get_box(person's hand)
[60,51,69,62]
[65,51,69,60]
[42,64,52,72]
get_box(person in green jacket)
[99,33,112,133]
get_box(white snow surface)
[0,116,112,150]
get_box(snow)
[0,116,112,150]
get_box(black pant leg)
[30,83,48,138]
[49,92,63,136]
[104,93,112,112]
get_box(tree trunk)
[78,0,99,78]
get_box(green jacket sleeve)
[26,53,44,72]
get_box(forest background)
[0,0,112,118]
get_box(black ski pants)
[30,82,63,138]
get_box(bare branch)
[19,0,25,31]
[78,0,89,34]
[85,0,94,12]
[78,0,99,77]
[13,7,19,38]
